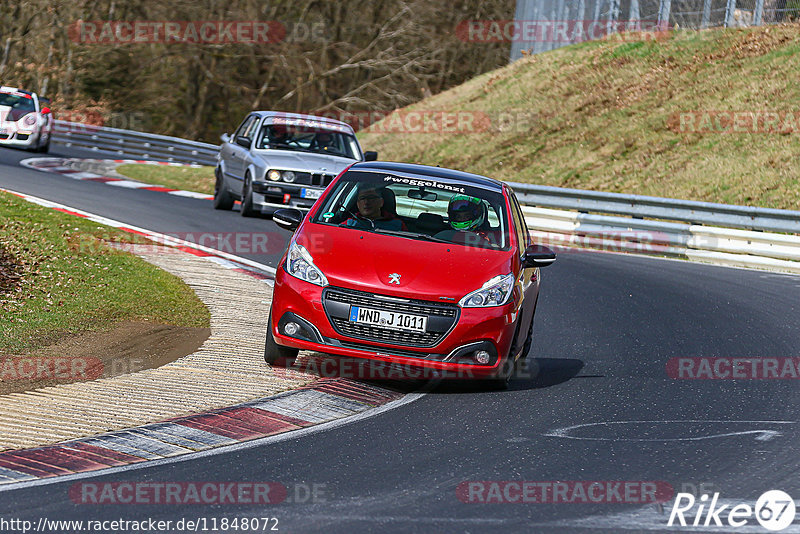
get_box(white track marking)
[544,420,796,442]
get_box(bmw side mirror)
[235,136,251,148]
[522,244,556,268]
[364,151,378,162]
[221,133,230,143]
[273,208,304,232]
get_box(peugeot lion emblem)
[388,273,401,285]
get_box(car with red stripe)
[0,86,53,152]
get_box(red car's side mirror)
[41,107,51,115]
[522,244,556,268]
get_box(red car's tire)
[264,314,299,366]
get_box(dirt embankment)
[1,246,210,394]
[0,320,210,395]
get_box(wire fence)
[510,0,800,59]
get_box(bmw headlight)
[267,169,281,181]
[286,242,328,287]
[282,171,296,183]
[459,274,515,308]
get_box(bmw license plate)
[349,306,427,333]
[301,188,322,199]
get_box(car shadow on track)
[350,358,587,395]
[425,358,586,394]
[276,353,585,395]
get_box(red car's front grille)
[322,287,459,348]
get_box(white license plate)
[349,306,427,333]
[301,188,322,199]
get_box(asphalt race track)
[2,144,800,533]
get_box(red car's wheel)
[264,313,299,366]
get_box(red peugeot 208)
[266,161,556,386]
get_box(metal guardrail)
[509,182,800,235]
[47,120,800,272]
[51,120,219,166]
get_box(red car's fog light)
[475,350,491,364]
[442,341,498,366]
[284,322,301,336]
[277,312,323,344]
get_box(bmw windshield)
[312,170,511,250]
[256,122,361,160]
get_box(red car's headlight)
[286,241,328,287]
[459,273,515,307]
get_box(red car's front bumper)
[270,266,520,380]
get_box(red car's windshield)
[312,170,511,250]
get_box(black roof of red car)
[350,161,505,193]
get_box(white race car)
[0,86,53,153]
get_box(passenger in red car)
[342,186,406,231]
[435,194,494,246]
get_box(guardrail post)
[547,0,559,52]
[532,0,543,55]
[608,0,621,35]
[753,0,765,25]
[724,0,737,27]
[658,0,671,28]
[630,0,641,27]
[702,0,712,27]
[556,0,566,45]
[593,0,603,29]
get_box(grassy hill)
[358,24,800,210]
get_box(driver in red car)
[342,184,406,231]
[436,194,494,245]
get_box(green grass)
[358,24,800,211]
[0,192,210,355]
[116,164,215,195]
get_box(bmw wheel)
[213,168,234,210]
[240,172,257,217]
